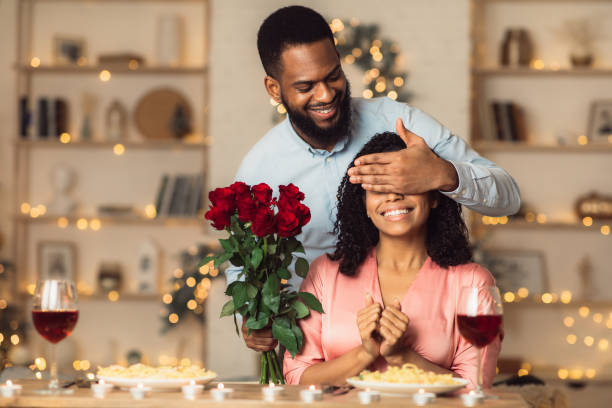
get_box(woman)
[283,132,502,387]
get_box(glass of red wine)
[32,279,79,395]
[457,285,503,396]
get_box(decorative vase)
[157,15,184,67]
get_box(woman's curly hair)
[329,132,472,276]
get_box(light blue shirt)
[228,97,520,288]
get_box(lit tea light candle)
[182,379,204,400]
[412,388,435,406]
[461,390,484,407]
[91,379,113,399]
[262,382,284,401]
[357,387,380,404]
[210,383,233,402]
[300,385,323,403]
[0,380,22,398]
[129,383,151,400]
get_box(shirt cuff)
[440,160,469,200]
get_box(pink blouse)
[283,249,502,387]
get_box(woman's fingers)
[379,316,405,339]
[357,311,380,329]
[382,307,409,326]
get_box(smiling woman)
[283,132,500,388]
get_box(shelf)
[15,139,210,150]
[15,215,203,227]
[16,65,207,75]
[473,67,612,76]
[476,219,611,232]
[80,293,161,302]
[472,141,612,153]
[503,299,612,308]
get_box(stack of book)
[479,100,528,142]
[154,173,204,217]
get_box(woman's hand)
[379,298,410,359]
[356,293,382,360]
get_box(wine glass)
[457,286,503,397]
[31,279,79,395]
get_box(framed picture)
[587,100,612,143]
[53,36,86,65]
[37,242,76,282]
[481,249,549,294]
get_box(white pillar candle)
[262,382,284,401]
[0,380,22,398]
[412,388,436,406]
[299,385,323,403]
[129,383,152,400]
[461,390,484,407]
[210,383,233,401]
[357,388,380,404]
[181,380,204,400]
[91,379,113,399]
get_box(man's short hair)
[257,6,334,78]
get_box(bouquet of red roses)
[200,181,323,384]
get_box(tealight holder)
[91,379,113,399]
[0,380,22,398]
[300,385,323,403]
[262,382,284,402]
[129,383,152,400]
[210,383,234,402]
[412,388,436,406]
[461,390,484,407]
[357,388,380,404]
[181,380,204,400]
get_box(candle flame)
[269,382,275,388]
[218,383,224,390]
[99,379,105,385]
[190,380,195,386]
[419,388,425,394]
[6,380,12,386]
[469,390,475,395]
[138,383,143,389]
[365,387,371,392]
[309,385,315,391]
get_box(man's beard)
[282,82,352,146]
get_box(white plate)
[97,374,216,391]
[346,377,469,395]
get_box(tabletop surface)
[0,381,528,407]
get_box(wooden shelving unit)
[473,141,612,153]
[15,139,210,150]
[14,215,203,227]
[473,67,612,77]
[17,64,207,75]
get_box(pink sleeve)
[451,264,503,389]
[283,256,327,384]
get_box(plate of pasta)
[346,363,469,395]
[97,364,216,390]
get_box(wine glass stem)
[49,343,58,389]
[476,347,482,395]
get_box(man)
[230,6,520,351]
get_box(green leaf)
[197,255,215,268]
[291,300,309,319]
[215,252,233,268]
[247,296,259,316]
[230,254,243,267]
[267,244,277,254]
[299,292,323,313]
[230,215,245,238]
[220,299,235,317]
[272,319,297,356]
[251,247,263,270]
[277,267,291,280]
[231,282,248,309]
[281,255,292,269]
[295,257,309,278]
[294,243,305,254]
[220,238,234,254]
[225,280,240,297]
[291,323,304,351]
[284,236,299,253]
[246,283,258,299]
[262,274,280,314]
[246,313,270,330]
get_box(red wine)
[32,310,79,344]
[457,314,502,348]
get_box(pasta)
[97,363,215,379]
[355,363,459,385]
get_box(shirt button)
[326,157,333,163]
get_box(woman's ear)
[429,191,439,209]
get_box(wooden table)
[0,381,528,407]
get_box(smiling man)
[229,6,520,352]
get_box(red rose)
[236,197,257,222]
[252,183,273,205]
[276,210,301,237]
[209,187,236,212]
[295,202,311,227]
[204,205,232,230]
[229,181,251,197]
[251,205,275,237]
[277,195,298,212]
[279,183,305,201]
